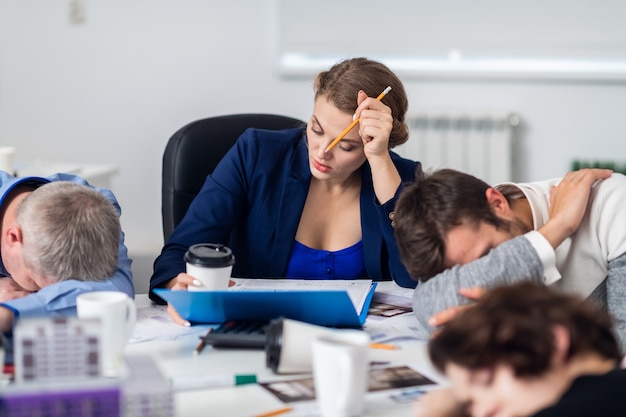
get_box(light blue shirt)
[0,171,134,322]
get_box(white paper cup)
[313,330,371,417]
[0,147,15,174]
[186,263,233,291]
[76,291,136,377]
[185,243,235,291]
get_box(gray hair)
[16,181,120,282]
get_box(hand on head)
[354,90,393,159]
[539,168,613,249]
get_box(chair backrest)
[161,113,305,242]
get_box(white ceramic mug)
[312,330,371,417]
[0,147,15,174]
[76,291,136,377]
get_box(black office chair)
[161,113,305,242]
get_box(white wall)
[2,1,625,291]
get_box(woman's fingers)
[167,303,190,327]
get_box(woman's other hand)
[165,272,201,326]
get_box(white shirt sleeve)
[524,230,561,285]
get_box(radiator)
[396,110,519,186]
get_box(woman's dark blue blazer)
[150,127,421,302]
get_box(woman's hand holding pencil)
[324,86,391,152]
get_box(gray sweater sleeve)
[607,252,626,353]
[412,235,544,338]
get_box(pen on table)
[170,373,257,392]
[193,327,213,356]
[252,406,293,417]
[370,342,398,350]
[324,85,392,153]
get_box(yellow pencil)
[324,86,392,153]
[369,342,398,350]
[252,406,293,417]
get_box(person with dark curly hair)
[413,281,625,417]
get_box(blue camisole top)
[285,240,367,280]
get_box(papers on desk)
[259,364,442,417]
[153,279,376,327]
[260,365,435,404]
[364,286,427,348]
[129,302,213,344]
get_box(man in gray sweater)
[394,168,626,351]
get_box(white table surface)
[126,283,445,417]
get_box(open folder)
[153,278,377,328]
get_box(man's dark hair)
[394,169,509,282]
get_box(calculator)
[201,320,269,349]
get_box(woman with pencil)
[149,57,422,325]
